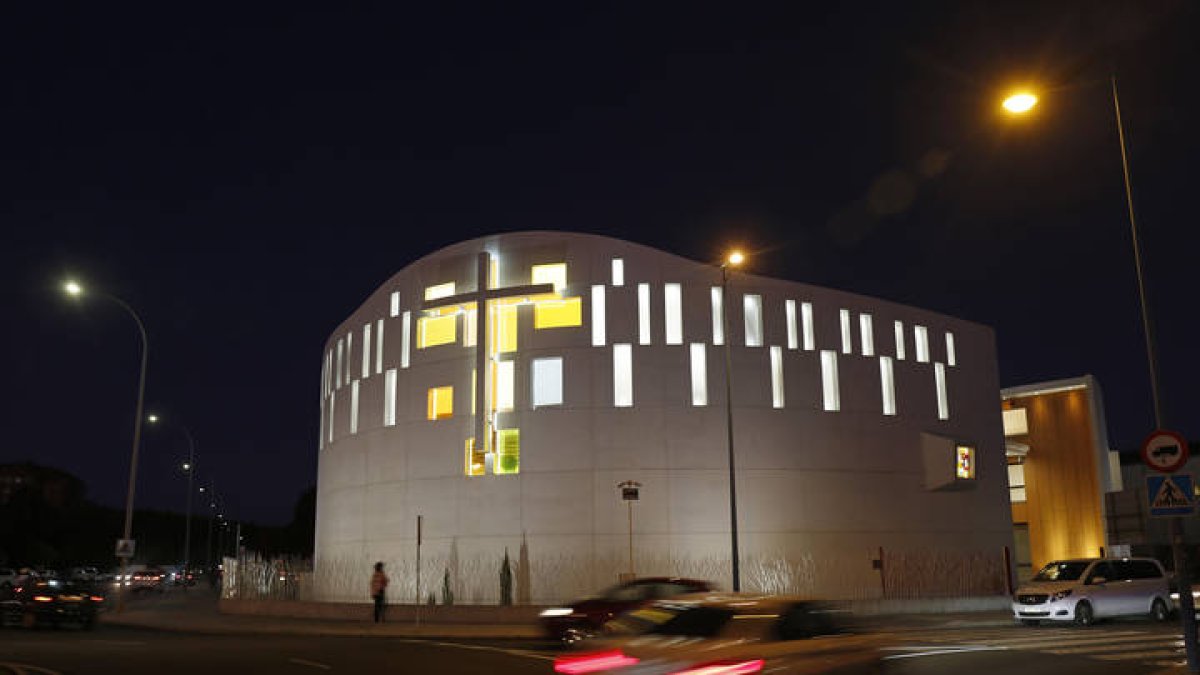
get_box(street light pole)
[181,427,196,589]
[720,252,744,592]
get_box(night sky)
[4,3,1198,526]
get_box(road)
[0,619,1186,673]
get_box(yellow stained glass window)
[535,297,582,329]
[425,282,456,301]
[465,438,485,476]
[418,314,456,348]
[495,428,520,474]
[495,304,518,353]
[532,263,567,292]
[427,386,453,420]
[956,445,976,480]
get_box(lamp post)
[63,280,148,613]
[720,250,745,591]
[148,414,197,588]
[1002,79,1198,671]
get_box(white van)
[1012,558,1171,626]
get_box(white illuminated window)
[424,282,456,302]
[324,350,332,397]
[350,380,360,435]
[401,311,411,369]
[1008,464,1027,503]
[464,308,477,347]
[532,263,567,292]
[859,314,875,356]
[614,344,633,407]
[785,300,798,350]
[362,324,372,379]
[744,294,763,347]
[935,362,949,420]
[384,369,397,426]
[327,392,335,443]
[664,283,682,345]
[689,343,707,406]
[1003,408,1028,436]
[531,357,563,408]
[801,302,815,351]
[638,284,651,345]
[318,400,324,450]
[820,350,840,412]
[390,291,400,317]
[591,285,606,346]
[336,338,344,389]
[946,332,957,367]
[346,332,353,383]
[375,319,384,374]
[711,287,724,345]
[915,325,930,363]
[612,258,624,286]
[894,320,906,361]
[879,356,896,416]
[496,360,514,412]
[770,346,784,409]
[839,309,852,355]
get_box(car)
[1,580,104,629]
[130,566,168,592]
[1012,557,1171,626]
[539,577,714,644]
[0,568,16,589]
[70,566,100,583]
[553,593,887,674]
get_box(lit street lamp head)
[726,251,745,267]
[147,414,159,423]
[1002,92,1038,114]
[63,280,83,296]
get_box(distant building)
[314,232,1014,603]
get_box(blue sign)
[1147,474,1195,518]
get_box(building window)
[390,291,400,318]
[327,392,335,443]
[427,386,453,420]
[820,350,840,412]
[689,343,707,406]
[336,338,344,389]
[591,285,606,346]
[424,282,456,302]
[324,350,332,398]
[785,300,798,350]
[744,294,763,347]
[350,380,360,434]
[946,332,957,367]
[375,319,384,374]
[534,297,582,329]
[638,284,651,345]
[612,258,624,286]
[464,308,477,347]
[495,428,520,474]
[711,287,724,345]
[1003,408,1028,436]
[401,311,411,368]
[362,324,372,379]
[531,263,567,292]
[614,344,633,407]
[346,333,353,384]
[465,438,485,477]
[894,320,906,360]
[664,283,683,345]
[956,444,976,479]
[418,314,457,348]
[935,362,949,420]
[880,356,896,416]
[770,346,784,409]
[495,304,518,352]
[532,357,563,408]
[859,313,875,356]
[915,325,930,363]
[801,302,815,351]
[384,369,397,427]
[495,360,514,412]
[839,309,852,355]
[1008,463,1026,502]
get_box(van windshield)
[1033,561,1090,582]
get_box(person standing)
[370,561,389,623]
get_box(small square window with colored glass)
[956,444,976,480]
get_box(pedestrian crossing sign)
[1147,474,1195,517]
[115,538,136,558]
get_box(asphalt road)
[0,620,1186,674]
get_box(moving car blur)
[540,577,714,644]
[1,579,104,629]
[553,593,887,674]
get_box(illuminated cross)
[420,252,556,473]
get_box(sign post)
[415,514,422,627]
[618,481,641,581]
[1141,429,1196,670]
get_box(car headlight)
[1052,590,1072,601]
[539,607,573,618]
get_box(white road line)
[881,646,1008,660]
[1093,649,1184,661]
[1045,637,1179,655]
[395,639,554,662]
[288,658,332,670]
[83,640,147,646]
[964,632,1155,649]
[0,664,64,675]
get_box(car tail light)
[33,595,54,603]
[90,596,105,602]
[670,659,765,675]
[554,649,640,674]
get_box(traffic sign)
[1148,474,1195,518]
[1142,429,1189,473]
[115,538,136,558]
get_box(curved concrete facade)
[315,232,1012,603]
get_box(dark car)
[1,580,104,629]
[539,576,714,644]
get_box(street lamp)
[999,78,1198,670]
[147,414,198,588]
[720,250,745,591]
[62,279,148,613]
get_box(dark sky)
[4,2,1197,525]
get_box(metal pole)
[1112,74,1197,671]
[416,514,422,627]
[721,265,741,591]
[182,429,195,590]
[627,500,634,576]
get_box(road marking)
[395,639,554,662]
[1094,649,1185,661]
[288,658,331,670]
[881,646,1008,660]
[0,664,64,675]
[84,640,147,647]
[1046,637,1179,655]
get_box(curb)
[99,616,543,640]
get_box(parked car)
[1,580,104,629]
[130,566,168,592]
[553,593,886,674]
[0,568,16,589]
[540,577,715,644]
[69,566,100,583]
[1012,557,1171,626]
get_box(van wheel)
[1074,601,1095,627]
[1151,598,1170,622]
